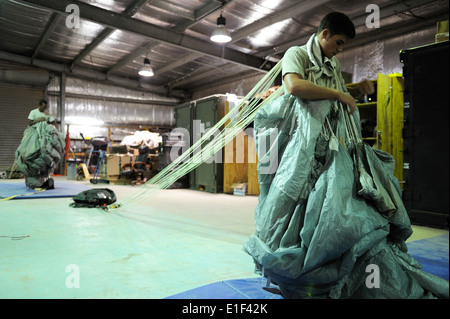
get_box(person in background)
[28,99,55,126]
[17,99,60,189]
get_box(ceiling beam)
[230,0,331,43]
[71,0,151,68]
[254,0,441,59]
[190,69,263,92]
[71,28,115,68]
[172,0,229,32]
[345,10,449,50]
[0,50,187,99]
[31,12,62,61]
[150,0,195,21]
[21,0,270,73]
[154,52,203,75]
[106,41,160,76]
[106,0,229,76]
[125,0,155,17]
[168,63,234,88]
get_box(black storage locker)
[400,41,449,229]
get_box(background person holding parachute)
[15,99,65,190]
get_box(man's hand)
[347,79,375,100]
[336,91,356,114]
[359,79,375,96]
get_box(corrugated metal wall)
[48,75,179,141]
[0,83,45,172]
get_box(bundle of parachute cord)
[109,59,284,210]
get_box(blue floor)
[407,234,449,281]
[166,277,284,299]
[166,234,449,299]
[0,181,90,199]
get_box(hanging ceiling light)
[138,57,154,77]
[210,13,231,43]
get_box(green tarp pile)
[15,122,65,189]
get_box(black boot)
[42,178,55,189]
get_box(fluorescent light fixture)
[210,14,231,43]
[138,58,154,77]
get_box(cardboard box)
[436,20,449,42]
[435,32,449,43]
[106,154,132,176]
[232,182,247,196]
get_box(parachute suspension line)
[349,113,362,143]
[340,103,360,147]
[114,60,285,209]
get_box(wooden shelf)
[347,73,404,188]
[357,102,377,109]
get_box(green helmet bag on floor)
[70,188,116,210]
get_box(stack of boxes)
[102,147,158,184]
[436,20,449,43]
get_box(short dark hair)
[39,99,48,106]
[318,12,355,39]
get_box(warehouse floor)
[0,176,448,299]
